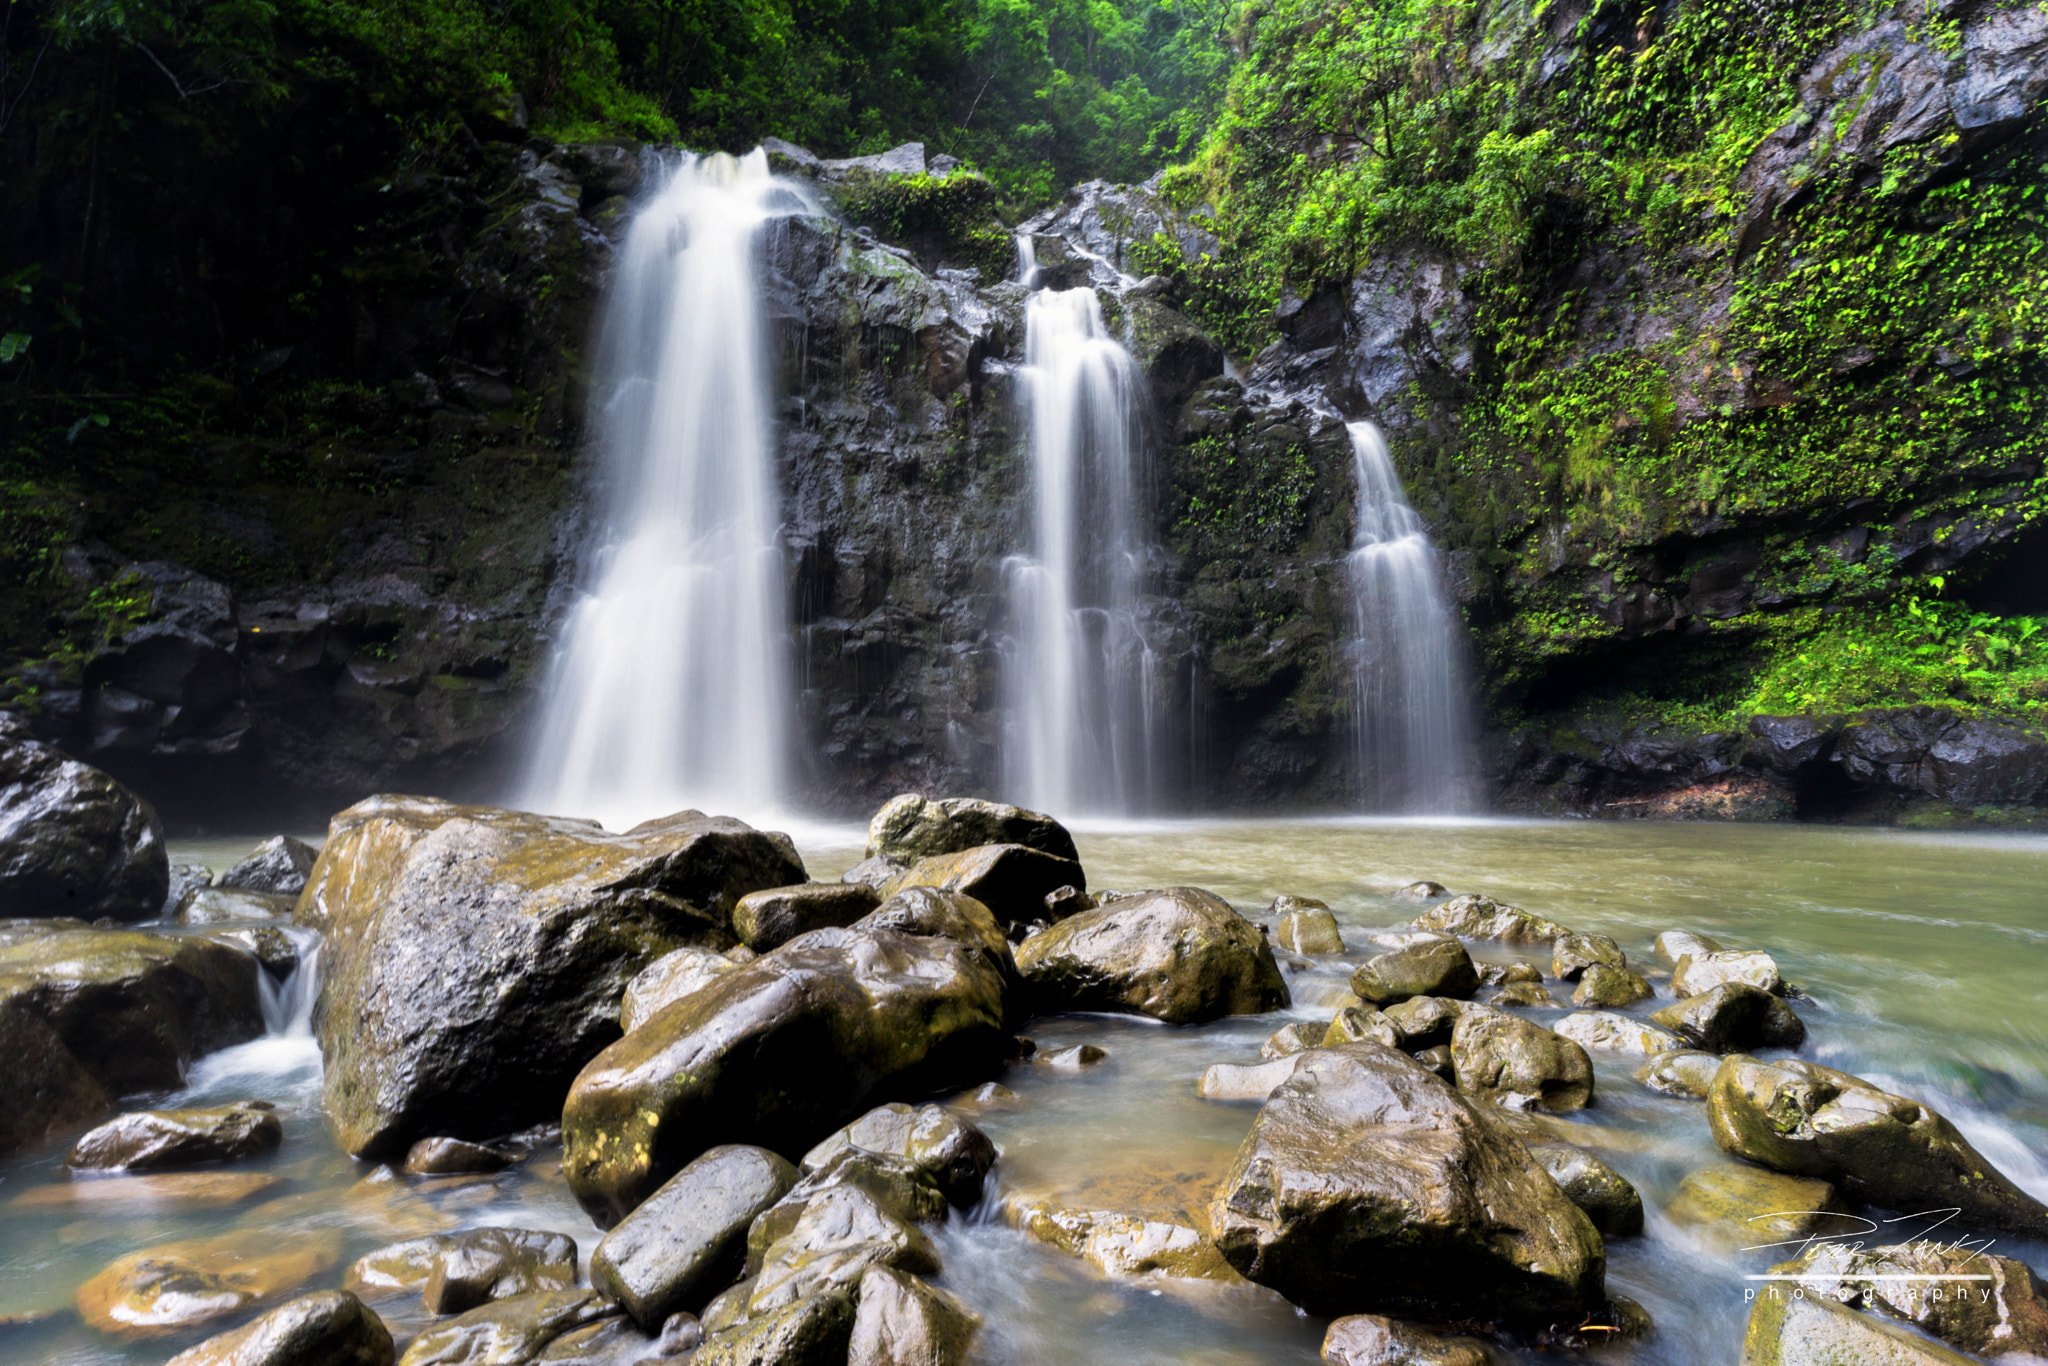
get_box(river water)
[5,819,2046,1364]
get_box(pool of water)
[4,818,2045,1364]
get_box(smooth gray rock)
[590,1145,799,1329]
[219,836,319,896]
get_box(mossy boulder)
[618,946,740,1033]
[1350,937,1477,1007]
[394,1289,618,1366]
[297,794,806,1159]
[1528,1144,1643,1237]
[1208,1042,1606,1326]
[1550,933,1625,981]
[864,795,1079,865]
[1014,886,1288,1025]
[0,734,168,922]
[798,1103,996,1208]
[880,844,1086,930]
[1323,1005,1400,1048]
[1571,964,1653,1008]
[1708,1055,2048,1236]
[1666,1164,1847,1250]
[0,922,265,1154]
[1741,1283,1981,1366]
[164,1289,394,1366]
[1651,982,1805,1053]
[734,883,883,952]
[1272,897,1344,954]
[1411,895,1570,944]
[1450,1005,1595,1112]
[561,909,1009,1226]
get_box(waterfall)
[1344,420,1472,811]
[1002,244,1167,815]
[521,151,814,829]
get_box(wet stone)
[1487,981,1555,1008]
[1528,1144,1643,1237]
[346,1229,577,1316]
[799,1103,996,1208]
[1411,895,1570,944]
[1261,1023,1322,1059]
[1272,897,1345,954]
[1553,1010,1687,1057]
[1044,1043,1108,1068]
[1571,963,1653,1008]
[1322,1006,1400,1049]
[1351,938,1478,1007]
[164,1288,395,1366]
[176,887,297,925]
[1321,1314,1495,1365]
[1671,948,1784,998]
[1665,1165,1846,1250]
[1636,1049,1721,1097]
[1391,881,1449,900]
[77,1230,343,1339]
[1450,1006,1594,1112]
[881,844,1086,929]
[846,1265,978,1366]
[1650,982,1805,1053]
[403,1137,517,1175]
[864,795,1079,866]
[395,1288,618,1366]
[1654,930,1723,962]
[218,836,320,897]
[1551,933,1626,981]
[69,1103,281,1171]
[1382,995,1469,1050]
[733,883,882,953]
[745,1151,948,1274]
[1015,886,1288,1025]
[1199,1057,1305,1101]
[1742,1281,1981,1366]
[1768,1241,2048,1358]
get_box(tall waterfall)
[1002,249,1167,815]
[1345,420,1471,811]
[521,151,811,829]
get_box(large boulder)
[1207,1043,1606,1326]
[880,844,1086,929]
[1272,898,1344,954]
[0,922,265,1153]
[0,734,167,921]
[297,795,807,1159]
[865,795,1079,865]
[1768,1241,2048,1358]
[1013,886,1288,1025]
[618,947,739,1033]
[164,1289,394,1366]
[218,836,320,897]
[562,904,1010,1226]
[1410,895,1569,944]
[68,1103,281,1170]
[1708,1055,2048,1235]
[1350,938,1477,1007]
[1450,1006,1594,1112]
[1741,1285,1981,1366]
[590,1144,799,1330]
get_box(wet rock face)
[864,795,1079,865]
[1709,1054,2048,1236]
[0,922,266,1154]
[1014,886,1289,1025]
[589,1145,799,1331]
[1351,937,1477,1006]
[347,1229,577,1316]
[1742,1283,1982,1366]
[1768,1241,2048,1359]
[218,836,319,896]
[77,1231,343,1339]
[177,887,295,924]
[561,906,1010,1226]
[69,1104,281,1171]
[734,883,883,952]
[1671,949,1783,998]
[301,794,808,1159]
[0,735,168,921]
[164,1289,395,1366]
[1208,1043,1606,1326]
[394,1288,619,1366]
[618,947,741,1033]
[1528,1144,1643,1238]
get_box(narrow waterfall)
[1345,420,1472,810]
[1002,247,1167,815]
[521,151,812,829]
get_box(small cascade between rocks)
[1002,241,1169,816]
[1344,420,1472,810]
[520,151,814,829]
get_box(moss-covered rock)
[1651,983,1805,1053]
[1571,964,1654,1009]
[864,795,1078,865]
[1741,1282,1980,1366]
[300,794,806,1158]
[1528,1144,1643,1238]
[1450,1005,1595,1112]
[881,845,1086,930]
[1412,896,1570,944]
[1767,1241,2048,1358]
[1014,886,1288,1025]
[734,883,883,953]
[1351,937,1478,1006]
[164,1289,394,1366]
[1665,1165,1847,1251]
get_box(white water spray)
[1003,243,1168,815]
[1344,420,1471,810]
[521,151,814,829]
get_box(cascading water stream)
[520,151,814,829]
[1344,420,1472,810]
[1002,241,1168,816]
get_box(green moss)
[834,173,1014,277]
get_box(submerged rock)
[1198,1056,1306,1101]
[68,1103,281,1171]
[1650,983,1805,1053]
[1410,895,1570,944]
[799,1103,996,1208]
[1208,1043,1606,1325]
[1635,1049,1722,1097]
[1671,948,1784,998]
[618,947,739,1033]
[734,883,882,952]
[1708,1055,2048,1236]
[0,733,168,922]
[0,923,265,1153]
[1450,1006,1595,1112]
[881,844,1086,929]
[299,794,807,1159]
[1529,1145,1643,1237]
[1571,964,1653,1008]
[217,836,320,897]
[1666,1165,1847,1249]
[590,1144,798,1330]
[1014,886,1288,1025]
[562,904,1008,1226]
[846,1265,978,1366]
[1321,1314,1495,1366]
[1741,1283,1981,1366]
[1350,938,1477,1007]
[347,1229,577,1315]
[78,1230,342,1339]
[865,795,1079,865]
[164,1289,394,1366]
[1768,1241,2048,1358]
[395,1289,618,1365]
[1271,897,1344,954]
